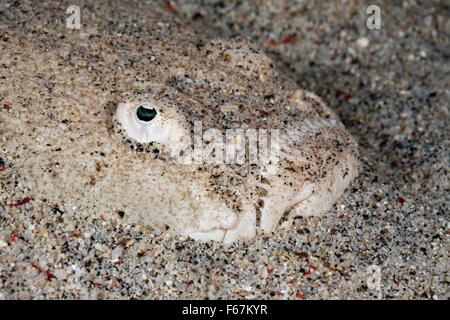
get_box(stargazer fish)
[0,0,358,242]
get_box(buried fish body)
[0,1,358,242]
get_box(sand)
[0,0,448,299]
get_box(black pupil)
[136,106,157,122]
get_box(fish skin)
[0,0,358,242]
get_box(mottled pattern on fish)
[0,0,358,242]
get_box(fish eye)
[136,105,157,122]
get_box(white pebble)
[356,37,369,49]
[111,246,123,260]
[0,239,7,248]
[54,269,67,280]
[260,267,268,278]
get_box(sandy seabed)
[0,0,448,299]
